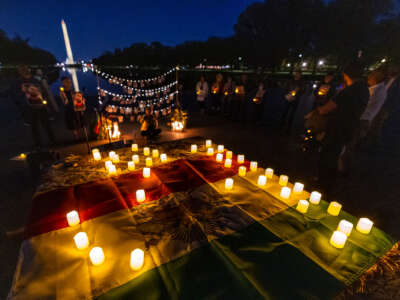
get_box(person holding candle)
[140,107,161,140]
[222,76,235,117]
[196,75,209,115]
[317,61,369,195]
[60,76,80,141]
[313,72,337,108]
[210,73,224,114]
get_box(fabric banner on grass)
[8,144,395,300]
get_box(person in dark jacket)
[313,72,337,108]
[317,61,369,195]
[60,76,80,140]
[280,71,305,133]
[140,107,161,138]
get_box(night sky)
[1,0,260,62]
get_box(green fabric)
[97,221,344,300]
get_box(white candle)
[136,189,145,202]
[225,178,234,190]
[109,151,116,159]
[265,168,274,179]
[145,157,153,167]
[152,149,159,158]
[92,148,99,154]
[130,248,145,271]
[330,231,347,249]
[132,155,139,164]
[112,154,120,163]
[205,140,212,148]
[105,160,113,170]
[191,144,197,153]
[309,191,321,205]
[257,175,267,187]
[337,220,353,236]
[216,153,223,162]
[238,166,246,177]
[217,145,224,153]
[280,187,291,199]
[293,182,304,194]
[108,164,117,175]
[237,154,245,164]
[66,210,80,226]
[327,202,342,216]
[296,200,309,214]
[356,218,373,234]
[160,153,167,162]
[93,151,101,161]
[250,161,258,172]
[128,161,135,171]
[74,232,89,250]
[143,167,150,178]
[279,175,288,186]
[143,147,150,156]
[207,148,214,156]
[131,144,138,152]
[89,247,105,266]
[226,151,233,159]
[224,159,232,168]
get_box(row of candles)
[91,140,374,253]
[66,211,145,269]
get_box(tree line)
[94,0,400,69]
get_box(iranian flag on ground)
[8,147,395,300]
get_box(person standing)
[317,61,369,194]
[210,73,224,113]
[60,76,80,140]
[13,66,56,149]
[140,107,161,139]
[222,76,235,117]
[313,72,337,108]
[280,71,305,133]
[232,74,247,122]
[196,76,209,115]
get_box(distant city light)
[238,57,242,61]
[381,58,387,63]
[299,54,303,58]
[287,63,291,67]
[313,84,317,89]
[318,60,324,66]
[302,62,307,67]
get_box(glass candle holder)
[265,168,274,179]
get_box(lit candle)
[257,175,267,187]
[128,161,135,171]
[217,145,224,153]
[20,153,26,159]
[109,151,116,159]
[93,151,101,161]
[143,167,150,178]
[296,200,309,214]
[238,166,246,177]
[74,232,89,250]
[356,218,373,234]
[89,247,105,266]
[92,148,99,154]
[337,220,353,236]
[224,158,232,168]
[327,202,342,216]
[145,157,153,167]
[279,175,288,186]
[132,155,139,164]
[112,154,120,163]
[330,231,347,249]
[104,160,112,171]
[225,178,234,190]
[280,187,291,199]
[108,164,117,175]
[250,161,258,172]
[309,191,321,205]
[143,147,150,156]
[160,153,167,162]
[152,149,159,158]
[136,189,145,202]
[293,182,304,194]
[191,144,197,153]
[205,140,212,148]
[131,144,138,152]
[265,168,274,179]
[207,148,214,156]
[237,154,245,164]
[216,153,223,162]
[66,210,80,226]
[226,151,233,159]
[130,248,145,271]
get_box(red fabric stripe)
[26,155,247,238]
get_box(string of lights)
[98,87,178,100]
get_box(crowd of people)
[194,61,400,196]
